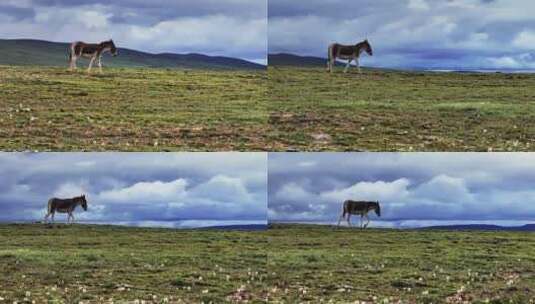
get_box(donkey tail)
[47,198,54,214]
[327,44,332,68]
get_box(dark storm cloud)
[268,153,535,227]
[0,0,266,63]
[31,0,265,17]
[0,153,267,227]
[0,5,35,20]
[269,0,535,69]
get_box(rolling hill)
[268,53,329,67]
[0,39,264,70]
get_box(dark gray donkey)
[337,200,381,228]
[327,39,373,73]
[68,40,118,73]
[44,195,88,224]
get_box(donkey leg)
[344,60,351,73]
[347,214,351,227]
[337,213,345,227]
[364,214,370,228]
[51,212,55,224]
[44,212,49,223]
[70,57,78,71]
[98,56,103,73]
[87,57,96,73]
[356,58,361,74]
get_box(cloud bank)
[0,153,267,228]
[269,153,535,227]
[269,0,535,69]
[0,0,267,63]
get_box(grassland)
[267,224,535,303]
[0,66,267,151]
[0,224,267,303]
[2,224,534,303]
[268,66,535,151]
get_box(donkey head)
[79,194,88,211]
[364,39,373,56]
[108,39,118,56]
[373,201,381,217]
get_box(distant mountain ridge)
[269,53,329,67]
[0,39,264,70]
[419,224,535,232]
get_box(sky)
[0,153,267,228]
[0,0,267,64]
[269,0,535,69]
[269,153,535,228]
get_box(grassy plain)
[0,66,267,151]
[2,224,534,303]
[0,224,267,303]
[268,66,535,151]
[266,224,535,303]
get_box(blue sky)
[269,0,535,69]
[0,153,267,228]
[268,153,535,228]
[0,0,267,64]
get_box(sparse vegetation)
[2,224,534,303]
[267,224,535,303]
[0,224,267,303]
[268,66,535,151]
[0,66,267,151]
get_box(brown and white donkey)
[69,40,118,73]
[44,195,88,224]
[327,39,373,73]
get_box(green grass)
[0,224,267,303]
[2,224,535,303]
[267,224,535,303]
[268,66,535,151]
[0,66,267,151]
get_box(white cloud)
[190,175,252,203]
[274,182,315,202]
[412,175,473,204]
[320,178,411,203]
[513,31,535,49]
[54,181,89,198]
[408,0,429,11]
[98,179,188,204]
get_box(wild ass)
[44,195,88,224]
[337,200,381,228]
[327,39,373,73]
[69,40,118,73]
